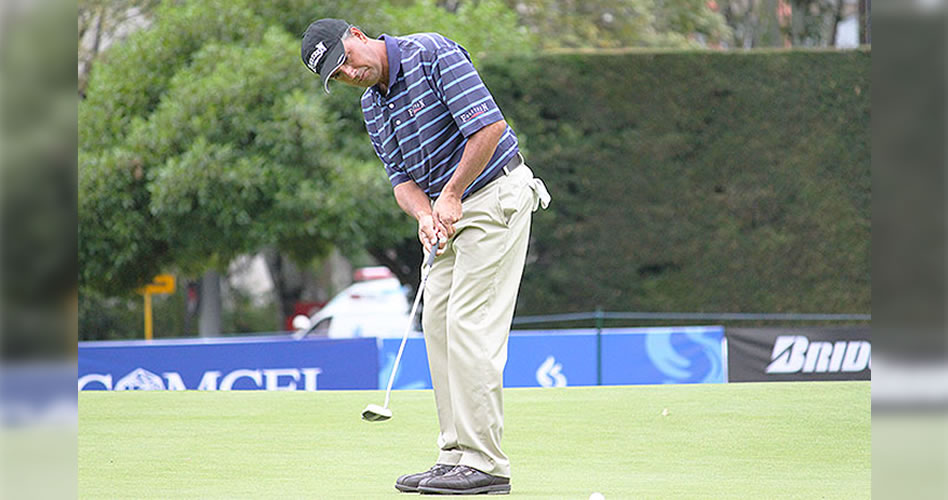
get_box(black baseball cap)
[301,18,351,93]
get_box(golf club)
[361,240,441,422]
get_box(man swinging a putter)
[301,19,550,495]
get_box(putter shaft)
[381,246,439,409]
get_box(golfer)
[301,19,550,495]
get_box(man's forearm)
[394,180,446,249]
[440,120,506,199]
[393,180,433,221]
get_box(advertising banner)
[78,326,727,391]
[601,326,726,385]
[378,337,431,390]
[78,336,378,391]
[379,326,725,389]
[378,331,599,390]
[506,332,599,388]
[726,327,871,382]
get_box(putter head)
[361,403,392,422]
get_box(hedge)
[479,49,870,316]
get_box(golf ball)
[589,493,605,500]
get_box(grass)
[79,382,869,499]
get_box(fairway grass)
[79,382,869,499]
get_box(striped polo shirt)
[361,33,519,200]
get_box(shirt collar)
[377,34,401,96]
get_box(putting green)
[79,382,869,499]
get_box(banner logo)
[115,368,165,390]
[766,335,870,374]
[536,356,567,387]
[79,367,324,391]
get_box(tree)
[79,0,537,337]
[79,0,408,304]
[378,0,536,64]
[78,0,160,97]
[509,0,732,49]
[719,0,867,48]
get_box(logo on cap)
[308,42,328,73]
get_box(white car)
[292,270,419,339]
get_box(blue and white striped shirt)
[361,33,519,200]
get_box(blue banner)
[378,337,431,390]
[601,326,726,385]
[506,331,598,387]
[378,326,724,389]
[78,336,378,391]
[378,331,599,390]
[78,326,724,391]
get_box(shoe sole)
[395,484,419,493]
[418,484,510,495]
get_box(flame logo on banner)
[536,356,567,387]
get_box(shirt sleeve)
[364,110,410,188]
[430,46,504,138]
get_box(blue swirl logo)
[644,331,724,384]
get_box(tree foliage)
[378,0,535,65]
[511,0,733,49]
[78,0,160,95]
[79,0,408,296]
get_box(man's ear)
[351,27,368,41]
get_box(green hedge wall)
[481,50,870,316]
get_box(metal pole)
[595,306,604,386]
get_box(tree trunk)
[262,250,311,326]
[438,0,461,13]
[182,280,199,335]
[263,249,346,329]
[754,0,783,47]
[829,0,844,47]
[367,237,424,295]
[790,0,806,46]
[199,270,221,337]
[316,249,353,298]
[859,0,870,44]
[79,7,106,97]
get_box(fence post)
[595,306,604,386]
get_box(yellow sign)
[141,274,176,340]
[142,274,175,295]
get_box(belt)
[502,152,524,176]
[465,153,524,199]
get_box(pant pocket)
[496,178,529,226]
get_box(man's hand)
[418,214,447,255]
[432,192,462,238]
[430,120,506,238]
[393,181,448,255]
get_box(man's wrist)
[441,185,463,200]
[414,210,433,222]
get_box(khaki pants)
[422,163,549,479]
